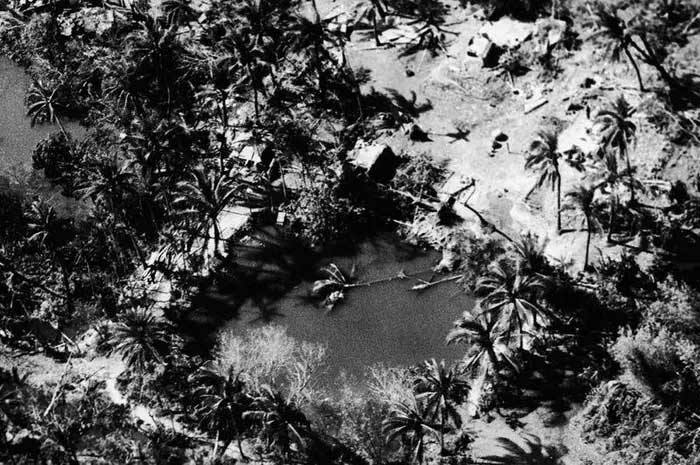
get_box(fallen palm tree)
[390,183,516,244]
[311,260,467,310]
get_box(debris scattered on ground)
[535,17,568,48]
[491,129,508,143]
[480,17,536,49]
[439,173,475,202]
[524,97,549,114]
[408,123,431,141]
[467,34,502,67]
[348,142,399,182]
[558,113,598,156]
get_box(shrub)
[286,182,369,248]
[311,364,414,464]
[0,178,26,241]
[216,325,327,403]
[20,13,63,62]
[32,132,81,193]
[312,385,390,465]
[392,151,447,201]
[611,326,685,403]
[452,229,506,291]
[644,281,700,340]
[366,363,414,407]
[581,380,700,465]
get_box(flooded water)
[222,238,472,381]
[0,57,85,214]
[0,57,56,173]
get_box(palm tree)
[80,159,148,265]
[193,367,250,459]
[162,0,196,26]
[564,184,598,270]
[102,63,140,115]
[476,262,548,342]
[482,434,562,465]
[110,307,169,375]
[27,200,63,251]
[415,359,469,454]
[225,33,270,121]
[354,0,389,46]
[80,158,138,219]
[124,12,181,114]
[27,79,67,136]
[446,309,518,375]
[593,4,645,91]
[593,149,644,241]
[382,400,440,465]
[596,96,638,202]
[199,56,237,171]
[243,386,309,461]
[289,13,329,92]
[525,130,562,232]
[511,232,550,276]
[26,200,73,312]
[174,168,241,254]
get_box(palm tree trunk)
[515,307,524,349]
[56,117,68,138]
[584,216,591,270]
[486,345,500,375]
[213,220,221,256]
[372,13,381,46]
[439,410,445,455]
[630,35,679,92]
[220,439,232,458]
[218,89,229,172]
[213,430,219,459]
[607,201,615,242]
[556,175,562,233]
[237,433,247,460]
[623,46,645,92]
[466,361,487,417]
[463,203,515,244]
[624,152,636,204]
[310,0,327,96]
[253,87,260,121]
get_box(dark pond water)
[0,57,57,173]
[0,57,85,214]
[221,237,472,380]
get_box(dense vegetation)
[0,0,699,463]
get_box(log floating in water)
[411,274,462,291]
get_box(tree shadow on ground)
[481,434,565,465]
[361,87,433,127]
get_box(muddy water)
[224,238,473,382]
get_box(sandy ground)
[330,0,687,275]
